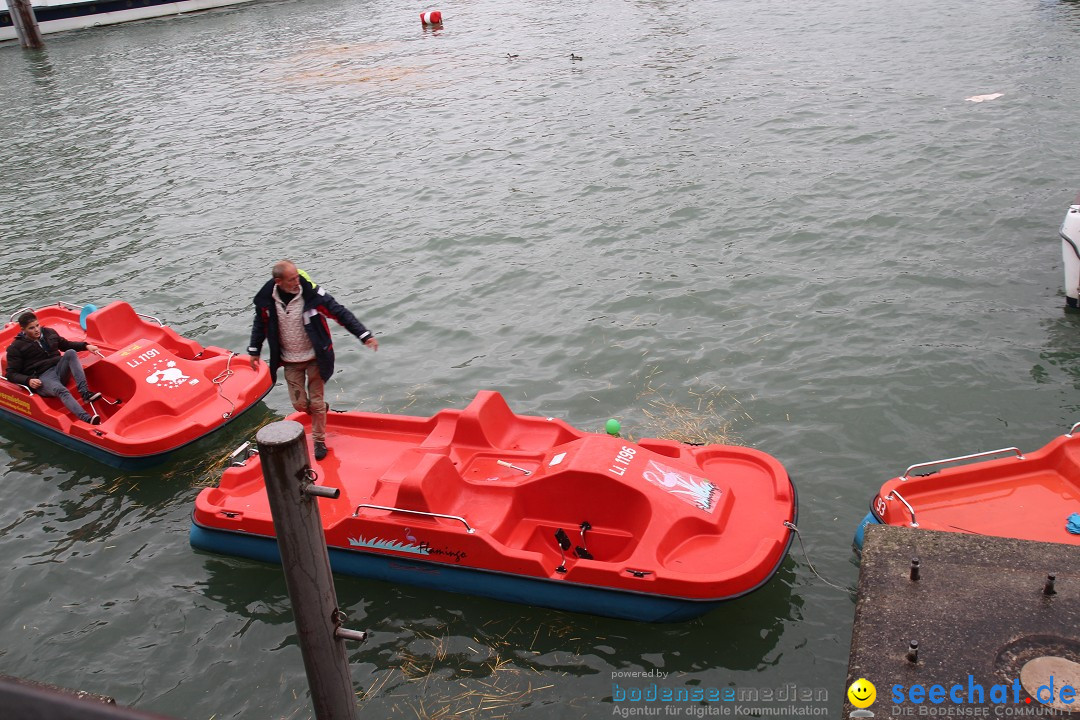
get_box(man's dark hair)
[17,312,37,329]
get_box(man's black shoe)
[314,441,328,461]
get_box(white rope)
[212,353,238,419]
[783,521,855,593]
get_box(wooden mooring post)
[257,420,364,720]
[8,0,44,49]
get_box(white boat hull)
[0,0,255,42]
[1062,194,1080,308]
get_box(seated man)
[5,312,102,425]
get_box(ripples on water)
[2,0,1080,717]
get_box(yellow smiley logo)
[847,678,876,708]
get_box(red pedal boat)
[854,423,1080,550]
[0,301,272,468]
[190,391,798,622]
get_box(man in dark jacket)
[5,312,102,425]
[248,260,378,460]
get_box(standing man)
[5,312,102,425]
[248,260,378,460]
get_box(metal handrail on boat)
[9,301,164,327]
[0,377,33,395]
[1066,421,1080,438]
[351,504,475,534]
[886,489,919,527]
[900,447,1023,480]
[60,301,164,327]
[227,441,258,467]
[7,307,33,323]
[135,310,164,326]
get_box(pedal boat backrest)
[83,302,202,358]
[453,391,582,452]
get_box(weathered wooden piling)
[8,0,44,49]
[257,420,362,720]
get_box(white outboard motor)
[1062,193,1080,308]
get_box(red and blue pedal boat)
[190,391,798,622]
[854,422,1080,551]
[0,301,272,468]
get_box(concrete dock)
[846,525,1080,717]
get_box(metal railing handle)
[228,441,257,466]
[886,489,919,527]
[901,447,1022,480]
[0,378,33,394]
[134,311,164,326]
[57,301,163,326]
[351,503,475,533]
[7,307,34,323]
[1066,421,1080,438]
[10,302,163,327]
[7,306,36,321]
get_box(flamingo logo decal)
[641,460,719,513]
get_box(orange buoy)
[420,11,442,24]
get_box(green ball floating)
[605,418,621,436]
